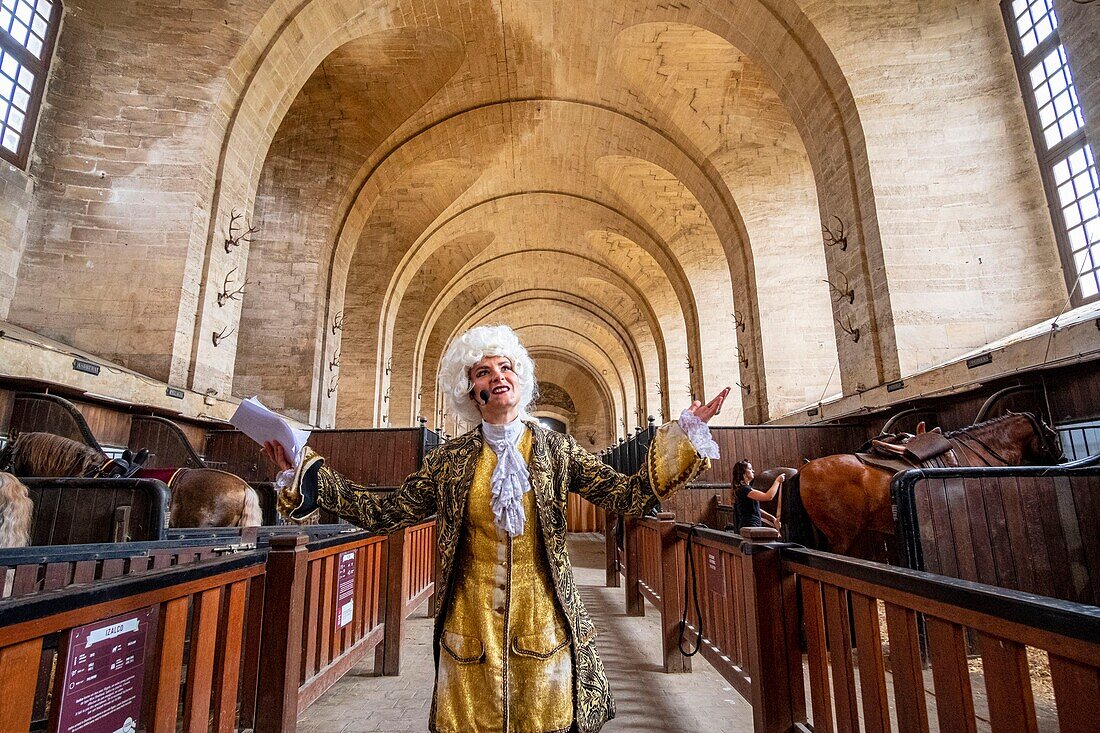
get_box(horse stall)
[892,464,1100,605]
[0,519,439,732]
[22,477,171,544]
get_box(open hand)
[261,440,294,472]
[685,387,731,424]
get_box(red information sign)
[336,550,356,629]
[55,606,153,733]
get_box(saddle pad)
[134,467,183,485]
[855,453,916,475]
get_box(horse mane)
[944,411,1034,439]
[10,432,104,477]
[0,471,32,547]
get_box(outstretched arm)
[746,474,785,502]
[265,441,437,533]
[566,388,729,516]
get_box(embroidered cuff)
[275,448,322,522]
[678,409,720,460]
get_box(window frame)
[0,0,62,170]
[1000,0,1097,305]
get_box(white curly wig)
[438,324,539,426]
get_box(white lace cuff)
[678,409,720,460]
[275,467,296,490]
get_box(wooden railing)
[0,552,266,733]
[403,519,437,614]
[1,537,241,599]
[629,523,1100,732]
[0,518,440,732]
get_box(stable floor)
[295,533,755,732]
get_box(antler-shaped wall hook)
[837,315,861,343]
[734,345,749,369]
[327,374,339,398]
[216,267,246,307]
[822,215,849,251]
[384,357,393,376]
[328,349,340,371]
[731,310,747,332]
[212,325,236,347]
[223,209,260,253]
[685,357,695,375]
[331,311,345,335]
[736,381,751,395]
[823,272,855,304]
[383,387,391,403]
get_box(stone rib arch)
[528,348,618,444]
[349,102,752,413]
[399,247,691,423]
[512,323,633,435]
[202,0,889,420]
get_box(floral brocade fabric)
[278,419,710,733]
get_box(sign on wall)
[55,606,154,733]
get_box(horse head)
[1010,411,1064,464]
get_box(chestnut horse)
[796,412,1062,558]
[0,432,262,528]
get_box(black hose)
[678,522,706,657]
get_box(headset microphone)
[479,389,490,405]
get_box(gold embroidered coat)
[279,418,709,733]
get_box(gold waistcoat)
[434,428,573,733]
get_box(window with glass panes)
[1002,0,1100,302]
[0,0,60,169]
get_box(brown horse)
[0,432,261,528]
[0,472,32,547]
[796,412,1062,558]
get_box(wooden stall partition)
[894,466,1100,606]
[128,414,207,469]
[567,494,603,532]
[205,426,438,485]
[659,483,735,526]
[0,552,265,733]
[694,424,872,484]
[7,392,106,449]
[22,477,171,544]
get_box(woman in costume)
[264,324,728,733]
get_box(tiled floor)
[297,533,755,732]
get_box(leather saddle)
[94,448,151,479]
[856,429,957,474]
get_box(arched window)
[0,0,61,168]
[1003,0,1099,303]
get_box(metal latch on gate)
[212,542,257,554]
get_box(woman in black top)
[731,460,784,532]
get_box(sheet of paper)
[229,396,311,462]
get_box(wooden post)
[656,513,690,672]
[740,527,806,733]
[605,512,620,588]
[256,534,309,732]
[377,528,408,676]
[624,516,644,616]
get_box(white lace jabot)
[481,418,531,537]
